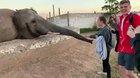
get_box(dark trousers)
[135,53,140,72]
[102,50,111,78]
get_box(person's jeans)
[102,49,111,78]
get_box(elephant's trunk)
[45,21,92,43]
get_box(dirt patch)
[0,37,103,78]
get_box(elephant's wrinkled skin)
[0,9,17,42]
[13,9,92,43]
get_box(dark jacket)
[131,33,140,72]
[90,26,113,51]
[131,34,140,53]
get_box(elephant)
[0,8,92,43]
[12,8,93,43]
[0,9,17,42]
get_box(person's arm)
[132,30,140,51]
[134,33,140,52]
[133,33,140,72]
[129,26,140,51]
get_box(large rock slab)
[0,34,101,78]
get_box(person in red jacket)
[116,0,140,78]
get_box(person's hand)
[110,28,116,33]
[127,27,135,38]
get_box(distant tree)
[102,0,119,14]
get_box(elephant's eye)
[31,20,37,26]
[31,20,36,23]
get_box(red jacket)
[116,13,140,54]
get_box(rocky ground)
[0,34,121,78]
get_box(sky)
[0,0,140,17]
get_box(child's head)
[97,16,106,28]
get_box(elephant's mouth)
[26,23,41,37]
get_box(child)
[90,16,113,78]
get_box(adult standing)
[116,0,140,78]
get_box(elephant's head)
[13,8,50,38]
[13,9,92,43]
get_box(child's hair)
[99,16,106,24]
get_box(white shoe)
[97,71,107,75]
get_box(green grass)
[80,28,98,33]
[110,52,121,78]
[80,28,94,33]
[79,51,121,78]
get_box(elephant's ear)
[13,9,19,17]
[12,9,18,18]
